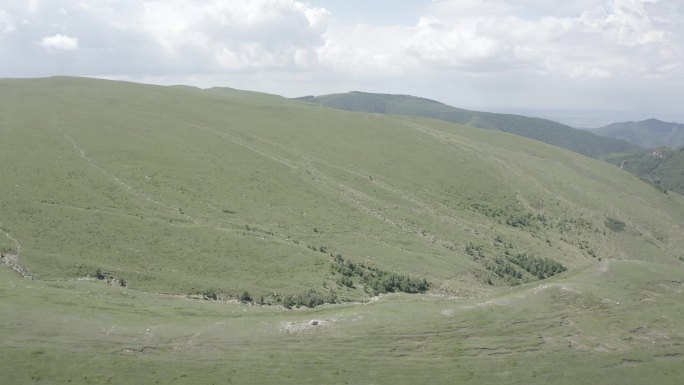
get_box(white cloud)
[112,0,331,71]
[318,24,413,74]
[579,0,666,45]
[1,0,40,14]
[0,0,682,115]
[39,33,79,50]
[0,10,16,34]
[348,0,683,81]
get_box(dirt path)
[60,129,198,224]
[190,122,467,250]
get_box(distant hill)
[591,118,684,148]
[604,147,684,194]
[295,92,641,158]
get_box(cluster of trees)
[486,257,523,283]
[202,288,337,309]
[484,253,566,284]
[507,253,566,279]
[281,289,337,308]
[331,255,429,296]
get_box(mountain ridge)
[295,91,642,158]
[590,118,684,148]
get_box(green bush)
[486,258,523,283]
[94,268,105,280]
[238,291,252,303]
[507,253,566,279]
[336,275,354,288]
[605,217,626,232]
[331,255,429,296]
[282,289,337,308]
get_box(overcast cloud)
[1,0,682,124]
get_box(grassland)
[2,77,683,298]
[1,77,684,383]
[2,259,683,384]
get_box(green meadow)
[1,77,683,383]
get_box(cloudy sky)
[1,0,682,125]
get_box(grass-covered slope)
[1,77,683,303]
[2,258,683,384]
[604,147,684,194]
[3,77,684,384]
[592,118,684,148]
[296,92,642,158]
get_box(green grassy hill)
[296,92,642,158]
[604,147,684,194]
[2,77,684,384]
[592,118,684,148]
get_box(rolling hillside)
[1,77,682,299]
[592,118,684,148]
[2,77,684,384]
[604,147,684,194]
[296,92,642,158]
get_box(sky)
[1,0,683,126]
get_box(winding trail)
[60,129,198,225]
[189,122,471,251]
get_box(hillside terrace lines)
[35,200,247,235]
[207,121,477,233]
[398,120,486,156]
[300,155,481,234]
[187,122,301,171]
[58,128,198,225]
[196,120,497,244]
[188,121,472,251]
[58,122,421,258]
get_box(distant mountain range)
[590,118,684,149]
[295,92,641,158]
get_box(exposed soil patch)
[0,232,32,278]
[279,319,334,334]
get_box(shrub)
[203,290,218,301]
[331,255,429,295]
[605,217,626,232]
[238,291,252,303]
[94,268,105,280]
[507,253,566,279]
[486,258,523,283]
[281,289,336,309]
[337,275,354,288]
